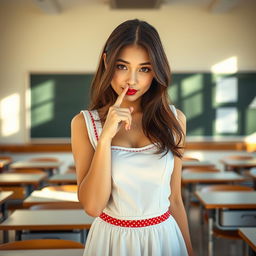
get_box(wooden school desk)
[0,248,84,256]
[10,161,63,176]
[239,228,256,255]
[0,173,47,196]
[22,189,80,208]
[220,158,256,173]
[0,209,94,243]
[181,172,247,212]
[47,173,77,185]
[182,160,215,169]
[195,191,256,256]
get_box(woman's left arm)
[169,109,194,256]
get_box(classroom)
[0,0,255,255]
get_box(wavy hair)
[88,19,185,158]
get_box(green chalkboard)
[169,72,256,137]
[30,74,93,139]
[30,72,256,140]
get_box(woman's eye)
[141,67,151,73]
[116,64,126,70]
[116,64,151,73]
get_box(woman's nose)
[126,70,138,86]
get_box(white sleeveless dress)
[80,104,188,256]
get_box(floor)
[188,205,245,256]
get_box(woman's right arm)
[71,84,132,217]
[71,113,112,217]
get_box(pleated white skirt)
[83,214,188,256]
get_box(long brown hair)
[88,19,185,158]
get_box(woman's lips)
[126,89,138,95]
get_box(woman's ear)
[103,53,107,69]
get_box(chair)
[42,185,77,192]
[220,155,254,161]
[0,186,25,200]
[0,239,84,250]
[65,167,76,173]
[183,167,220,174]
[200,184,253,193]
[182,156,199,161]
[30,202,83,210]
[64,164,76,173]
[68,164,76,170]
[0,156,13,161]
[29,157,59,162]
[7,168,45,174]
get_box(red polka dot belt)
[99,210,171,228]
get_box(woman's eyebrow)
[116,58,151,65]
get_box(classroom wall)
[0,0,256,144]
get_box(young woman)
[71,19,194,256]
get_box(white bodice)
[81,105,178,220]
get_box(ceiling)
[32,0,253,14]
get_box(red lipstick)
[126,89,138,95]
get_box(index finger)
[113,84,129,107]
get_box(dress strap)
[169,104,179,143]
[80,110,102,149]
[169,104,178,119]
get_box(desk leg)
[81,229,88,244]
[15,230,21,241]
[208,210,214,256]
[3,231,8,243]
[249,246,256,256]
[199,204,204,256]
[24,184,34,197]
[47,169,56,177]
[253,180,256,190]
[1,202,8,220]
[1,202,9,243]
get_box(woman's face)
[108,45,154,104]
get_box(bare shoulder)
[71,112,84,124]
[71,112,89,138]
[176,108,186,123]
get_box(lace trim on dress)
[88,110,155,152]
